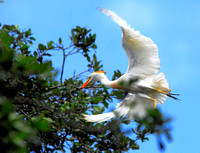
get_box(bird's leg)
[152,88,179,100]
[150,98,157,109]
[152,88,167,94]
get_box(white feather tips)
[153,73,170,92]
[83,113,115,123]
[98,8,128,28]
[99,7,161,76]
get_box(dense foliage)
[0,24,172,152]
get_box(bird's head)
[81,71,106,90]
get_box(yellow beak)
[81,78,90,91]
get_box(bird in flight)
[81,8,178,123]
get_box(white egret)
[81,8,177,122]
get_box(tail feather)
[152,73,180,101]
[153,73,170,92]
[167,93,180,100]
[152,93,167,105]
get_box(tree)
[0,24,172,153]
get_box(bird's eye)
[88,76,91,79]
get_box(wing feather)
[99,8,161,77]
[83,93,167,122]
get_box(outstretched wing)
[114,93,156,120]
[83,93,164,123]
[99,8,161,77]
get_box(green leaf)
[43,117,54,123]
[29,36,36,40]
[164,129,171,141]
[91,44,97,49]
[92,34,96,40]
[92,96,104,103]
[122,119,131,125]
[59,37,62,44]
[1,100,14,114]
[31,117,51,132]
[129,141,139,149]
[12,137,25,148]
[93,106,101,112]
[38,43,46,50]
[0,30,13,50]
[47,41,54,49]
[25,29,31,37]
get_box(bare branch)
[60,48,66,84]
[60,45,82,84]
[66,69,91,81]
[37,51,46,61]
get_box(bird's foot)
[150,98,157,109]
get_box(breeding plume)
[81,8,177,123]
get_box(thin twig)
[60,46,82,84]
[60,48,66,84]
[37,51,46,61]
[66,69,91,81]
[54,43,73,50]
[64,47,81,58]
[49,85,63,89]
[67,48,81,56]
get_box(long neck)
[99,74,122,89]
[98,74,112,87]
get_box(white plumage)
[81,8,176,123]
[100,8,160,76]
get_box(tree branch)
[60,47,66,84]
[60,46,82,84]
[66,68,91,81]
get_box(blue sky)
[1,0,200,152]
